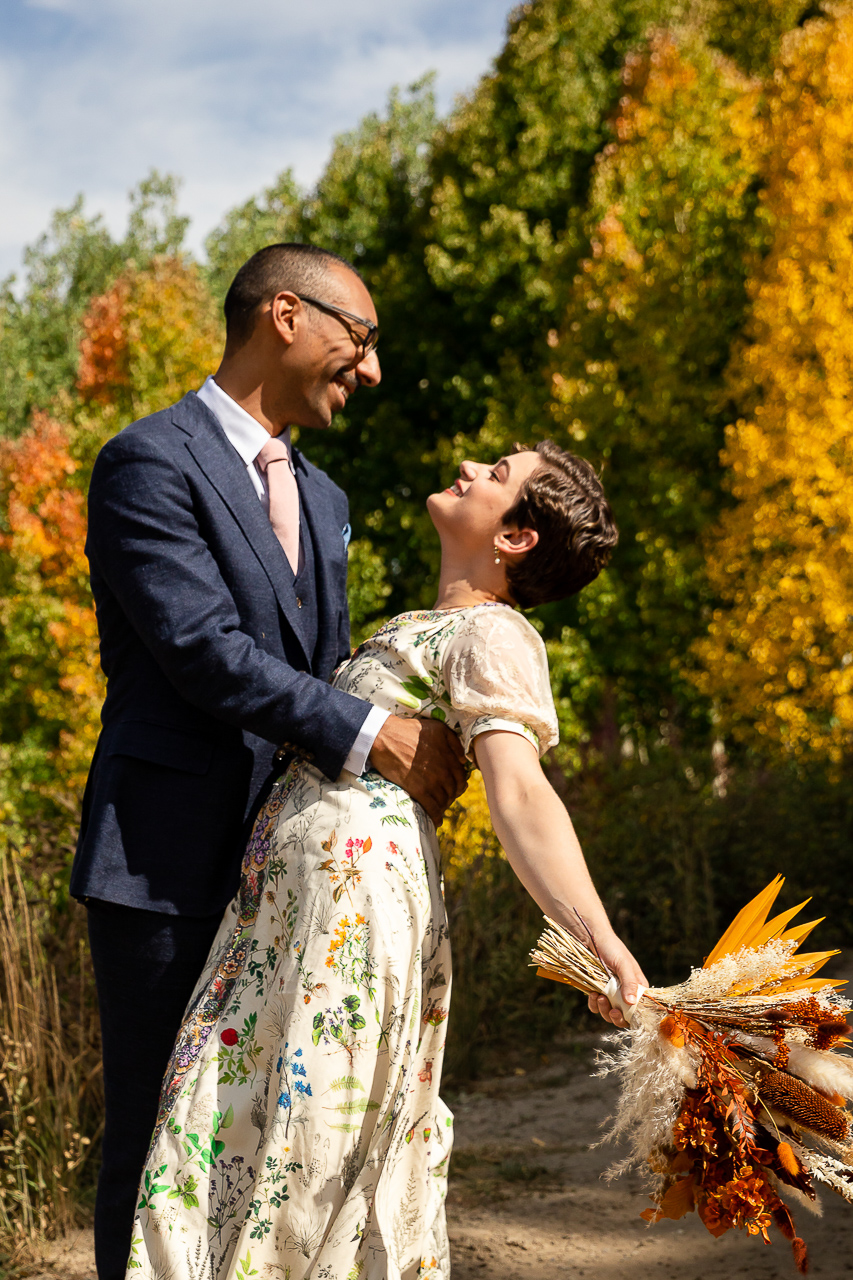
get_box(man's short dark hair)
[502,441,618,608]
[223,243,365,350]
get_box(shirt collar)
[196,375,291,466]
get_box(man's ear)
[495,526,538,558]
[269,291,301,348]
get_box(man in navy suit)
[71,243,466,1279]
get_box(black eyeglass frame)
[296,293,379,359]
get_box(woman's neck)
[434,556,513,610]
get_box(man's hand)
[370,716,467,827]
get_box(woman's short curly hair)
[502,441,618,609]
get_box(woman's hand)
[587,932,648,1029]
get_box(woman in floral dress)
[130,442,646,1280]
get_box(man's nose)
[355,349,381,388]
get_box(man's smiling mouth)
[333,373,357,401]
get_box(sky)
[1,0,517,280]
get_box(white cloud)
[1,0,514,279]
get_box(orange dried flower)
[673,1105,718,1156]
[713,1171,774,1241]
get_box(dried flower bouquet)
[531,877,853,1272]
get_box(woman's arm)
[473,728,647,1028]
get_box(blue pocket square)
[342,523,352,549]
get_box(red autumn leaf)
[656,1175,696,1220]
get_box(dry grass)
[0,852,102,1267]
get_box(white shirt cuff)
[342,705,389,776]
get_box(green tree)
[202,0,817,632]
[288,78,444,595]
[424,0,671,420]
[205,78,444,605]
[537,32,764,739]
[204,170,304,305]
[0,172,189,438]
[704,0,822,76]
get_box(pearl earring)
[493,542,501,564]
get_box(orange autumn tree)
[694,6,853,762]
[0,256,222,826]
[78,254,223,418]
[0,413,101,823]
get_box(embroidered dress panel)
[129,603,557,1280]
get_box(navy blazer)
[70,392,370,917]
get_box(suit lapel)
[174,395,312,665]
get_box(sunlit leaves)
[0,252,221,824]
[694,7,853,761]
[78,256,222,419]
[538,32,763,732]
[204,169,304,306]
[0,172,190,439]
[0,412,104,818]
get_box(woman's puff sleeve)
[440,607,559,759]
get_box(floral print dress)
[129,603,558,1280]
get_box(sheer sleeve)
[441,607,558,759]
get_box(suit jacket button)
[296,597,303,608]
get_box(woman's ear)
[495,526,538,559]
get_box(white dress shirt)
[196,376,388,776]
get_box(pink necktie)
[256,436,300,574]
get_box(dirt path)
[26,1049,853,1280]
[445,1052,853,1279]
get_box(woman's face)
[427,451,542,549]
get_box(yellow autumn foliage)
[694,6,853,761]
[438,769,502,886]
[78,255,222,419]
[0,412,103,816]
[0,257,223,824]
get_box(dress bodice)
[333,603,558,758]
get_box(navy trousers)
[86,900,224,1280]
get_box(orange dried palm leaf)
[769,976,846,994]
[751,900,812,949]
[535,965,578,988]
[704,876,785,968]
[778,918,825,948]
[787,949,841,973]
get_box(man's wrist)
[342,706,390,775]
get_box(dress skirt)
[129,601,561,1280]
[130,760,453,1280]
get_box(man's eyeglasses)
[296,294,379,360]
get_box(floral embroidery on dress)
[130,604,557,1280]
